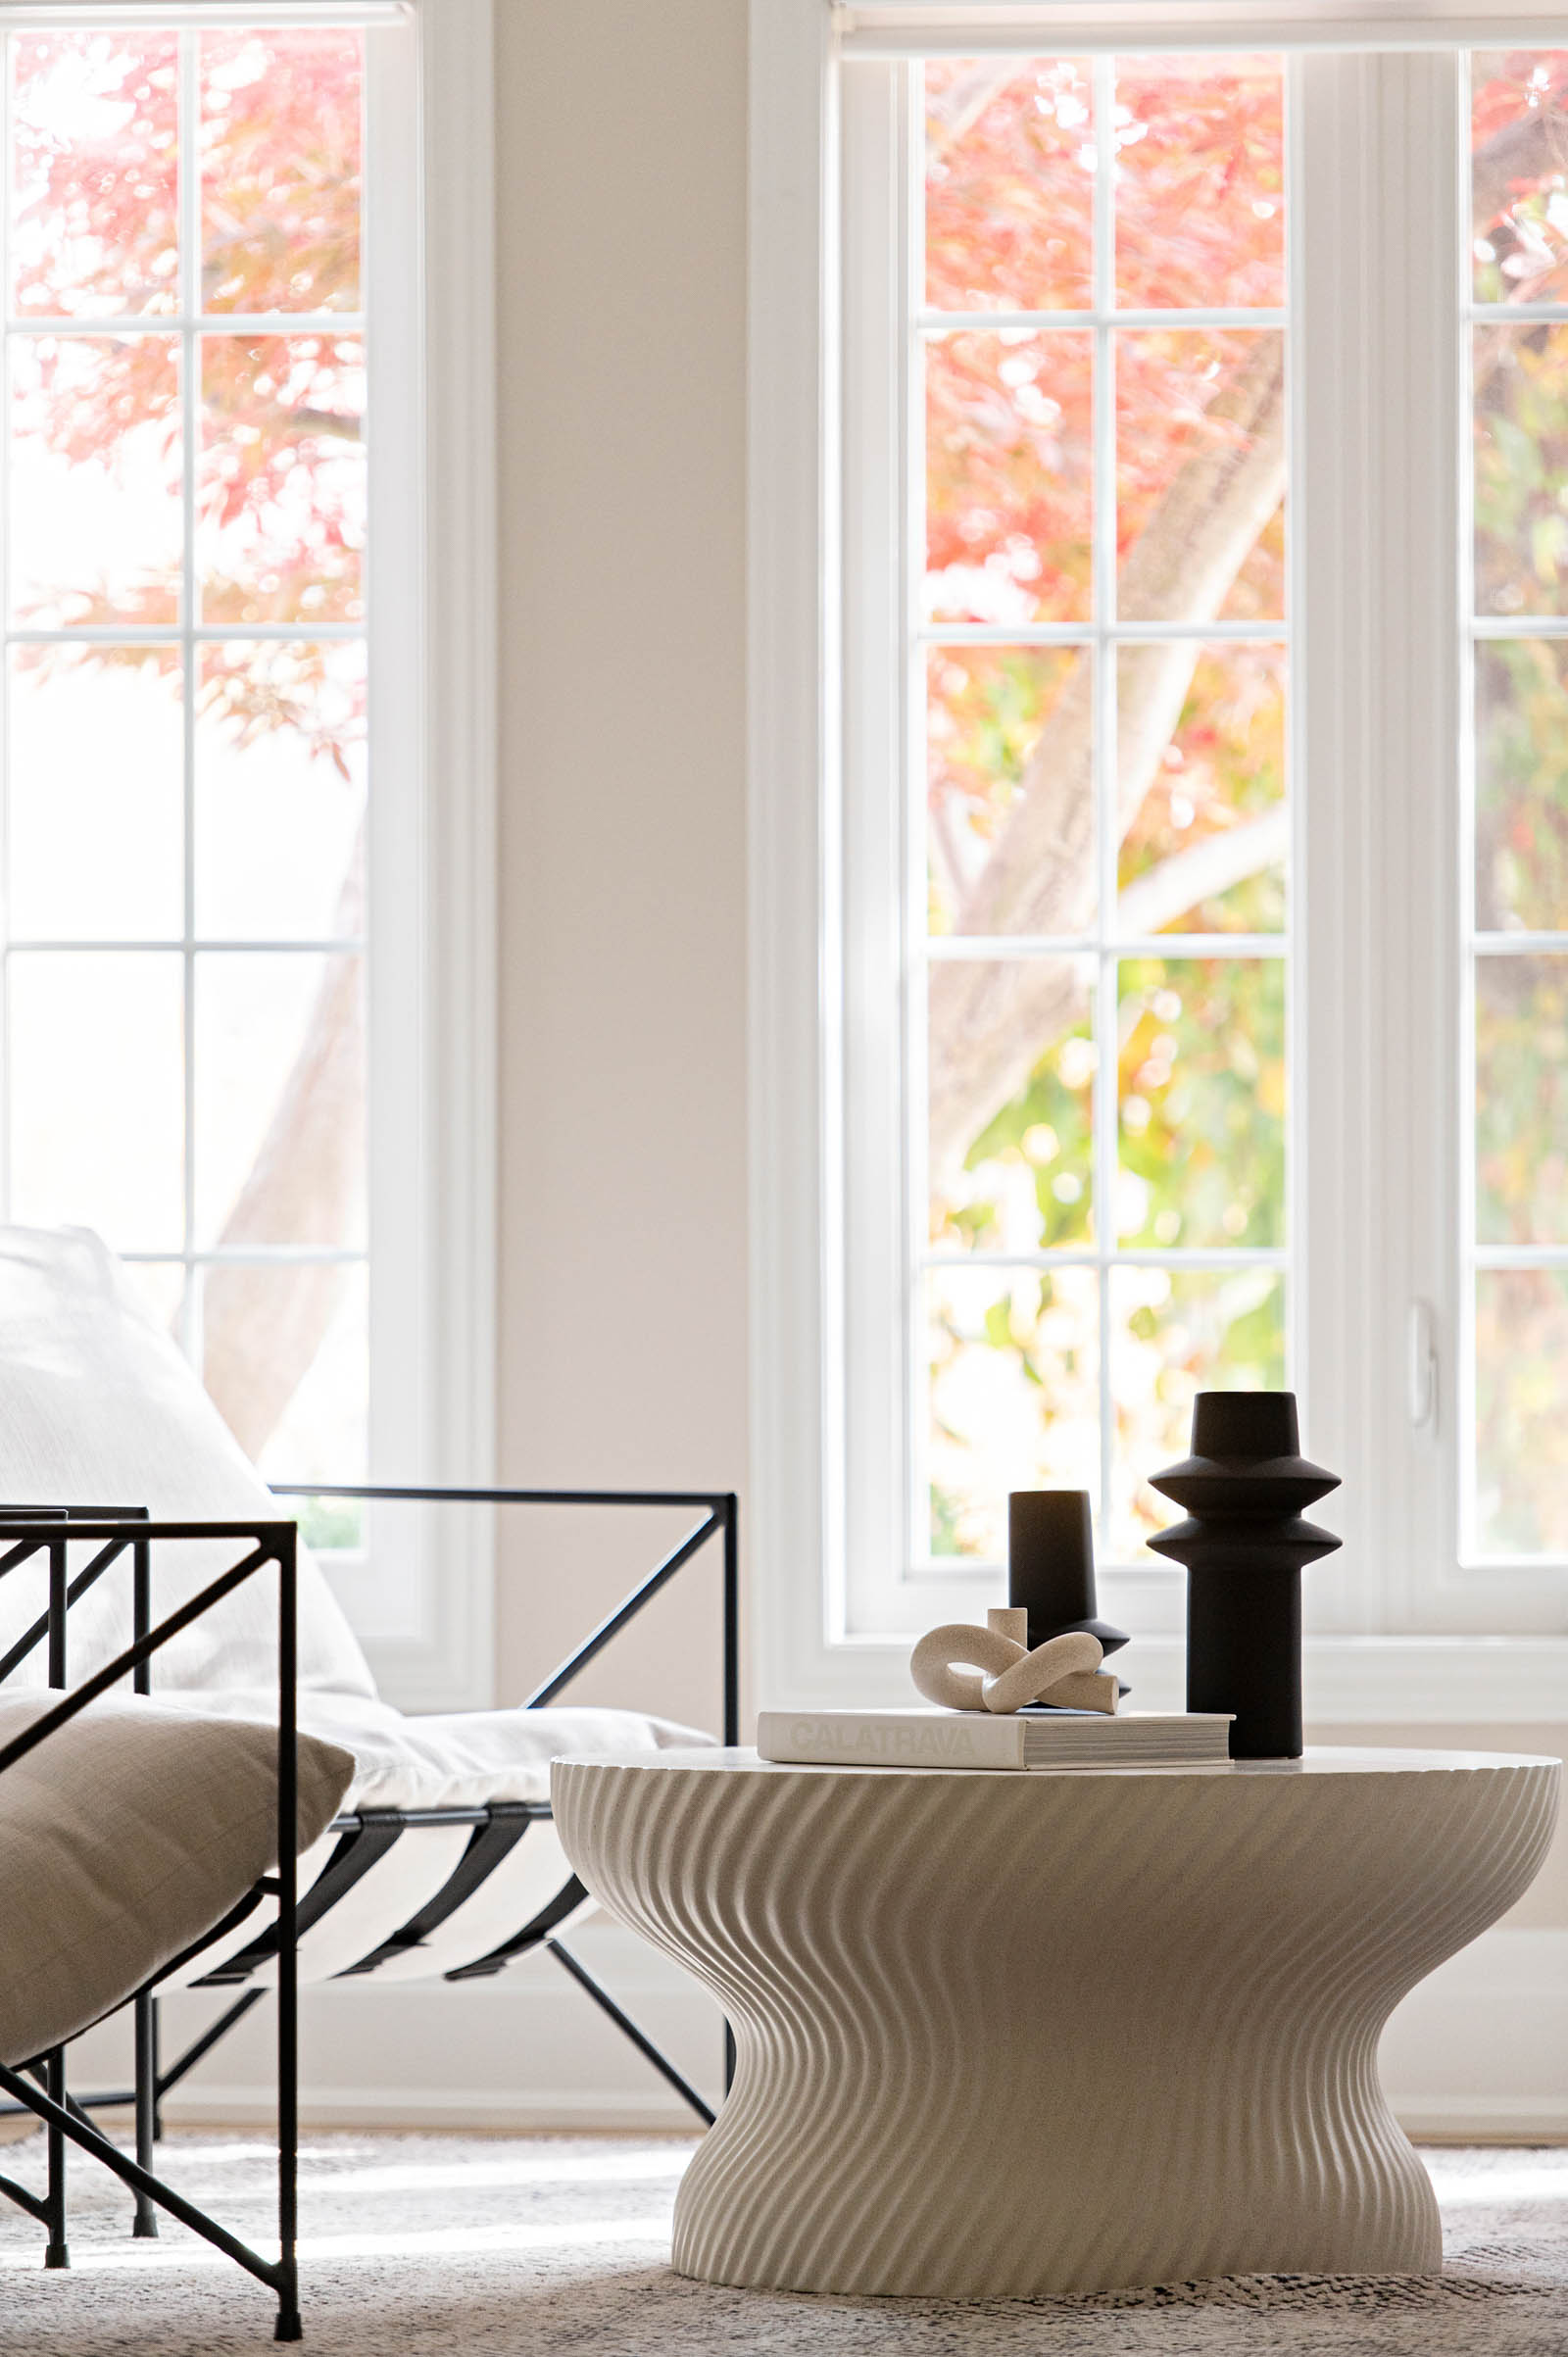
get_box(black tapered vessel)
[1007,1491,1129,1680]
[1147,1393,1341,1760]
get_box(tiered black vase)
[1148,1392,1341,1760]
[1007,1491,1129,1701]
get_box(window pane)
[196,641,366,939]
[9,647,182,940]
[1475,955,1568,1245]
[1474,323,1568,617]
[201,29,362,315]
[924,58,1094,314]
[930,960,1095,1251]
[926,645,1091,936]
[11,30,179,319]
[1474,1266,1568,1553]
[1117,643,1286,933]
[1475,639,1568,931]
[925,328,1093,625]
[194,951,365,1247]
[1472,53,1568,306]
[1117,957,1286,1248]
[1114,55,1284,312]
[203,1257,366,1474]
[1110,1265,1286,1553]
[905,52,1294,1596]
[1115,328,1285,623]
[925,1263,1100,1559]
[199,331,365,625]
[9,950,183,1248]
[11,333,181,626]
[122,1259,186,1334]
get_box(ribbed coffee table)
[553,1745,1559,2299]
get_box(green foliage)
[1118,958,1286,1250]
[295,1495,363,1553]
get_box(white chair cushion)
[0,1691,353,2062]
[0,1225,375,1696]
[157,1690,712,1811]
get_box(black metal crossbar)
[0,1514,304,2339]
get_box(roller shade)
[837,0,1568,54]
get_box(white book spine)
[757,1710,1026,1770]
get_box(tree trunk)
[928,335,1286,1172]
[200,834,366,1461]
[926,93,1556,1178]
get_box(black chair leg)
[133,1994,159,2236]
[43,2048,68,2268]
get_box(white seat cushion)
[156,1689,711,1811]
[0,1226,375,1697]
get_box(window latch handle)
[1407,1300,1437,1431]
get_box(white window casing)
[750,0,1568,1719]
[357,0,498,1709]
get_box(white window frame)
[357,0,498,1712]
[0,0,497,1711]
[749,0,1568,1720]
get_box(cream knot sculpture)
[909,1608,1116,1715]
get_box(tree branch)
[1115,806,1287,939]
[928,335,1286,1171]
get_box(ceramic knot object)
[1148,1390,1341,1759]
[909,1613,1112,1714]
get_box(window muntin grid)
[0,24,369,1503]
[910,53,1292,1572]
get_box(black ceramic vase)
[1007,1492,1129,1698]
[1148,1393,1341,1760]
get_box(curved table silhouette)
[554,1745,1560,2299]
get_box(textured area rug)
[0,2133,1563,2353]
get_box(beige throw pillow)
[0,1693,354,2064]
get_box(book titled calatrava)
[756,1708,1235,1771]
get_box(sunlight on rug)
[0,2134,1563,2354]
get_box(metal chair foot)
[44,2240,69,2269]
[274,2306,303,2340]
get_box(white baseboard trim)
[67,1923,1563,2142]
[154,2087,703,2133]
[1392,2096,1568,2140]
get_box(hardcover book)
[757,1708,1234,1771]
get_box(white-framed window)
[750,1,1568,1715]
[0,1,497,1708]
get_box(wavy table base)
[554,1746,1559,2299]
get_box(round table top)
[558,1742,1562,1782]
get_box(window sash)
[833,35,1568,1664]
[0,6,499,1707]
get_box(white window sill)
[760,1635,1568,1724]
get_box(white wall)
[493,0,749,1739]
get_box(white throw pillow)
[0,1692,354,2063]
[0,1226,375,1696]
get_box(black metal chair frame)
[0,1487,739,2340]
